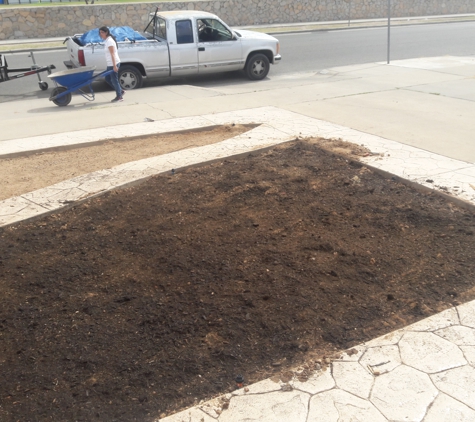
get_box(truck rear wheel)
[119,65,143,90]
[245,53,270,81]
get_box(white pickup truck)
[64,10,281,90]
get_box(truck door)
[169,19,199,76]
[196,18,243,74]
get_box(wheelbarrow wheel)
[51,87,72,107]
[39,82,48,91]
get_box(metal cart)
[0,51,56,90]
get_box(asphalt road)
[1,21,474,103]
[277,21,475,74]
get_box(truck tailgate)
[64,37,83,68]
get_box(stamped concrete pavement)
[161,300,475,422]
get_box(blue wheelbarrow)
[48,66,114,107]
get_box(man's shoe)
[111,96,123,103]
[121,90,126,96]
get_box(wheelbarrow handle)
[96,69,116,79]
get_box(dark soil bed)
[1,140,475,422]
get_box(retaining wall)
[1,0,474,40]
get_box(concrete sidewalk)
[1,54,475,421]
[1,55,475,162]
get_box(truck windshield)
[197,18,233,42]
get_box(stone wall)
[1,0,474,40]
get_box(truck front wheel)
[119,65,143,90]
[245,53,270,81]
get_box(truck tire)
[245,53,270,81]
[119,65,143,90]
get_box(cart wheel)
[39,82,48,91]
[51,87,72,107]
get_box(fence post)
[387,0,391,64]
[348,0,351,27]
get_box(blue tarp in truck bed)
[79,27,147,46]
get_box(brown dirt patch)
[1,137,475,422]
[0,124,254,201]
[316,137,372,157]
